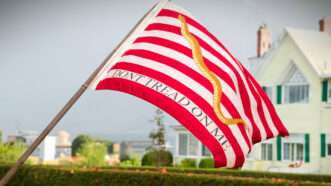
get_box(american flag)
[91,0,288,168]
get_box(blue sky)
[1,0,331,142]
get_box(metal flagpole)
[0,1,168,185]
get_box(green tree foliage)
[198,158,214,168]
[0,142,26,163]
[77,142,107,167]
[149,109,166,150]
[0,130,2,143]
[141,150,173,167]
[179,158,197,168]
[120,156,140,167]
[71,134,93,156]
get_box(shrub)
[77,142,107,167]
[141,150,173,167]
[179,158,196,168]
[71,135,93,156]
[199,158,214,168]
[120,154,140,167]
[0,142,26,164]
[0,165,327,186]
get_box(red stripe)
[133,36,236,92]
[158,9,282,143]
[157,8,284,141]
[96,78,227,167]
[244,69,289,137]
[110,62,246,167]
[122,49,213,91]
[158,9,232,58]
[122,49,251,149]
[136,29,262,142]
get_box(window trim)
[177,132,201,157]
[281,134,305,162]
[261,143,273,161]
[326,134,331,157]
[283,84,309,104]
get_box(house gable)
[255,34,320,96]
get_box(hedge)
[179,158,196,168]
[198,158,214,168]
[100,166,331,184]
[0,165,330,186]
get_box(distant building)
[106,143,120,165]
[55,130,71,158]
[245,17,331,174]
[7,130,72,162]
[7,131,57,161]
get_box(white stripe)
[107,68,237,167]
[151,15,273,140]
[129,41,253,148]
[135,32,256,144]
[109,54,250,154]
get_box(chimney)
[257,24,272,57]
[319,17,331,36]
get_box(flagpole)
[0,1,168,185]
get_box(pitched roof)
[286,28,331,78]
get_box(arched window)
[283,64,309,103]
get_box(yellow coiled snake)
[178,15,245,126]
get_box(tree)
[149,109,166,150]
[77,142,107,167]
[147,109,171,167]
[0,142,26,164]
[0,130,2,144]
[71,134,93,156]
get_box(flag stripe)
[119,52,252,150]
[133,33,263,142]
[110,62,246,167]
[122,47,253,149]
[96,77,229,167]
[112,55,251,152]
[245,70,289,136]
[157,8,285,140]
[144,22,266,142]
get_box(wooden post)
[0,1,168,185]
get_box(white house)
[244,17,331,174]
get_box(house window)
[178,133,199,156]
[283,143,304,161]
[263,86,273,101]
[283,64,309,104]
[189,134,199,156]
[261,143,273,160]
[202,145,211,156]
[327,135,331,156]
[284,85,309,103]
[179,133,188,156]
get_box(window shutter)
[304,134,310,162]
[321,133,326,157]
[277,136,282,161]
[322,80,328,102]
[276,85,282,104]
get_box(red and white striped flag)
[90,0,288,168]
